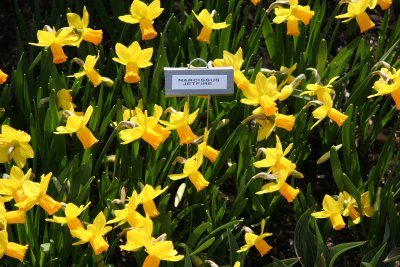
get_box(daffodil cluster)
[302,74,348,129]
[312,191,375,230]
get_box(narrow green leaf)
[328,241,365,267]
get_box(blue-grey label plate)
[164,67,234,97]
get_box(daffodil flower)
[56,89,76,112]
[107,190,145,228]
[142,240,184,267]
[271,0,315,36]
[113,41,153,83]
[119,105,170,150]
[251,109,295,141]
[0,230,29,262]
[67,6,103,45]
[15,172,61,215]
[139,184,168,218]
[213,48,249,90]
[0,200,25,225]
[120,214,155,252]
[197,128,220,163]
[335,0,375,33]
[369,0,392,10]
[0,125,34,168]
[237,219,273,256]
[46,202,91,233]
[54,106,98,149]
[0,166,31,203]
[119,0,164,40]
[70,54,114,88]
[169,151,209,192]
[255,170,300,203]
[312,194,346,230]
[241,72,280,116]
[310,97,348,129]
[29,26,79,64]
[160,102,199,145]
[368,67,400,109]
[250,0,261,6]
[301,76,339,103]
[341,192,361,224]
[0,69,8,85]
[193,9,230,43]
[254,135,296,175]
[71,211,112,255]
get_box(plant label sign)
[164,67,234,97]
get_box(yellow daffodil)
[160,102,199,145]
[0,200,25,225]
[369,67,400,109]
[0,69,8,85]
[241,72,280,116]
[15,172,61,215]
[67,6,103,45]
[70,54,113,88]
[237,219,272,256]
[254,135,296,175]
[119,0,164,40]
[0,166,31,203]
[255,170,300,203]
[250,0,261,6]
[251,109,295,141]
[310,97,348,129]
[361,191,375,217]
[113,41,153,83]
[335,0,375,33]
[0,125,34,168]
[57,89,76,112]
[119,105,170,150]
[169,151,209,192]
[193,9,230,43]
[301,76,339,103]
[213,48,249,90]
[311,194,346,230]
[0,230,29,262]
[107,191,145,228]
[1,203,25,225]
[142,240,184,267]
[30,27,79,64]
[71,211,112,255]
[140,184,168,218]
[271,0,315,36]
[341,192,361,224]
[54,106,98,149]
[369,0,392,10]
[46,202,91,233]
[120,214,155,252]
[197,128,220,163]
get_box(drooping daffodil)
[237,219,273,256]
[193,9,230,43]
[67,6,103,45]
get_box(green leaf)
[384,247,400,263]
[294,207,317,266]
[190,237,215,256]
[328,241,365,267]
[329,146,343,191]
[186,222,212,248]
